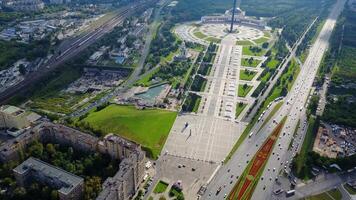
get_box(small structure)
[0,105,41,130]
[13,157,84,200]
[174,42,190,61]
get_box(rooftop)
[1,105,24,117]
[13,157,84,195]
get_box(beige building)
[0,105,41,129]
[0,122,146,200]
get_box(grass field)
[154,181,169,194]
[192,96,202,113]
[135,68,160,86]
[294,116,317,178]
[206,37,221,43]
[168,186,184,199]
[193,31,207,39]
[241,58,261,67]
[236,40,254,46]
[344,184,356,195]
[82,105,177,159]
[240,70,257,81]
[238,85,253,97]
[253,37,269,44]
[242,46,266,56]
[304,189,342,200]
[235,103,247,118]
[263,31,271,38]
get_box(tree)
[50,190,59,200]
[177,193,185,200]
[28,141,44,158]
[262,42,269,49]
[46,143,56,156]
[243,83,248,90]
[280,86,288,96]
[13,187,27,200]
[18,64,26,75]
[84,176,102,200]
[248,57,254,65]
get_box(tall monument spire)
[230,0,238,33]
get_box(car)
[274,188,284,195]
[216,187,222,195]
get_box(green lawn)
[263,31,271,38]
[193,31,207,39]
[135,68,160,87]
[82,105,177,159]
[267,58,280,68]
[305,189,342,200]
[253,37,269,44]
[161,49,179,63]
[295,117,317,178]
[241,58,261,67]
[168,186,184,199]
[206,37,221,43]
[238,84,253,97]
[240,70,257,81]
[154,181,169,194]
[344,184,356,195]
[242,46,266,56]
[235,103,247,118]
[192,96,202,113]
[236,40,254,46]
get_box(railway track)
[0,1,152,104]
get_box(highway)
[202,0,346,199]
[243,16,318,122]
[253,0,346,199]
[0,0,154,104]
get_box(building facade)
[1,122,146,200]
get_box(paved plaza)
[163,36,248,163]
[199,24,265,41]
[154,22,271,199]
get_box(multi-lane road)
[202,0,346,199]
[253,0,346,198]
[0,0,154,104]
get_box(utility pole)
[230,0,238,33]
